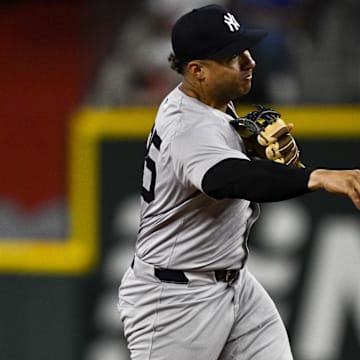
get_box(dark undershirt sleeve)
[201,158,315,202]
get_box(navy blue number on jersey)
[141,127,162,203]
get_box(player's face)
[203,50,256,101]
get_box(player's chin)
[242,80,252,93]
[235,83,252,97]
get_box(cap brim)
[209,28,267,59]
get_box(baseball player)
[117,5,360,360]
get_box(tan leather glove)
[230,105,305,168]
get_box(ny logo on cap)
[224,12,241,32]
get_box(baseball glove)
[230,105,305,168]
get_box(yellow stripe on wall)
[272,106,360,138]
[75,105,360,137]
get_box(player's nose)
[241,50,256,70]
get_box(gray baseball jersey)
[136,85,259,271]
[118,85,293,360]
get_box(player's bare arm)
[308,169,360,209]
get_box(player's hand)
[231,105,304,168]
[308,169,360,209]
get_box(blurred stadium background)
[0,0,359,359]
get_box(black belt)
[131,259,239,284]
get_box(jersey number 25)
[141,127,162,203]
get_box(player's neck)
[179,81,228,113]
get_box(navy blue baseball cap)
[171,4,267,62]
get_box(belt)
[131,258,239,285]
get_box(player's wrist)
[307,169,328,191]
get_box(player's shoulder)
[156,86,227,131]
[153,87,199,134]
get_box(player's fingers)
[341,170,360,210]
[287,122,294,132]
[348,188,360,210]
[351,170,360,209]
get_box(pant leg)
[118,265,236,360]
[219,268,293,360]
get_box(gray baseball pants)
[118,256,293,360]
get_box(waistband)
[131,256,240,286]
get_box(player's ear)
[186,60,206,80]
